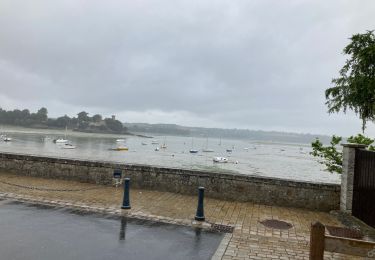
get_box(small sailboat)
[54,126,69,143]
[155,147,160,151]
[202,137,214,152]
[61,143,76,149]
[161,137,167,149]
[2,135,12,142]
[213,157,228,163]
[190,137,198,153]
[226,145,234,153]
[54,138,68,143]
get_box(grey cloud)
[0,0,374,135]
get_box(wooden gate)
[353,149,375,228]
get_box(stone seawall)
[0,152,340,211]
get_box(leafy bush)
[310,134,375,174]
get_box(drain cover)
[260,219,293,230]
[211,224,234,233]
[326,226,363,239]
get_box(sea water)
[0,126,340,184]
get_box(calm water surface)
[0,126,340,184]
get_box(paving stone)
[0,173,363,259]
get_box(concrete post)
[340,143,367,213]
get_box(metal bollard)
[121,178,131,209]
[195,187,205,221]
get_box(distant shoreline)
[0,124,153,138]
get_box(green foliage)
[325,31,375,132]
[104,118,123,133]
[310,134,375,174]
[311,135,343,174]
[0,107,126,134]
[92,114,102,123]
[347,134,375,150]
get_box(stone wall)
[0,152,340,211]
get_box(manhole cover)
[260,219,293,230]
[326,226,363,239]
[211,224,234,233]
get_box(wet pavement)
[0,173,366,259]
[0,201,224,260]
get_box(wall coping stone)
[341,143,368,148]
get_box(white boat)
[213,157,228,163]
[54,126,69,143]
[61,143,76,149]
[54,138,68,143]
[202,137,214,152]
[190,137,198,153]
[155,147,160,151]
[116,139,126,142]
[3,136,12,142]
[161,137,167,149]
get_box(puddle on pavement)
[0,201,224,260]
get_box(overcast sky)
[0,0,374,136]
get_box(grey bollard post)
[195,187,205,221]
[121,178,131,209]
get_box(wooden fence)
[309,222,375,259]
[353,149,375,228]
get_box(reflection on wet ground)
[0,201,223,260]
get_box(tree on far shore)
[325,30,375,132]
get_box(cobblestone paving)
[0,173,364,259]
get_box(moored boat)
[213,157,228,163]
[54,138,68,143]
[61,143,76,149]
[3,137,12,142]
[110,146,129,151]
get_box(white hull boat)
[213,157,228,163]
[54,138,68,143]
[2,136,12,142]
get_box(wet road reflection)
[0,201,223,260]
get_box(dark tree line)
[0,107,126,134]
